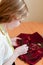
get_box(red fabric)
[14,32,43,65]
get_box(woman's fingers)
[15,44,28,56]
[21,44,28,54]
[11,37,21,46]
[11,37,21,42]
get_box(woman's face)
[1,14,21,30]
[2,19,20,30]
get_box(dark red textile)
[14,32,43,65]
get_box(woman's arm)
[3,44,28,65]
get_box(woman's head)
[0,0,28,23]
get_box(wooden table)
[7,22,43,65]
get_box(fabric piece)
[14,32,43,65]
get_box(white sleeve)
[0,59,3,65]
[0,39,5,65]
[2,34,14,63]
[0,32,14,64]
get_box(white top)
[0,31,14,65]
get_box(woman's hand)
[11,37,28,56]
[14,44,28,56]
[11,37,21,46]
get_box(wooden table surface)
[7,22,43,65]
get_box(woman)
[0,0,28,65]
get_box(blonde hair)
[0,0,28,23]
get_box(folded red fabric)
[14,32,43,65]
